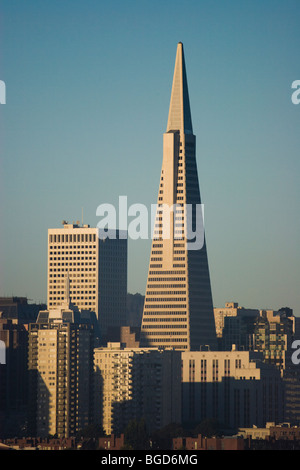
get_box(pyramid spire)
[166,42,193,135]
[140,43,217,351]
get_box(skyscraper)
[47,222,127,341]
[140,43,216,351]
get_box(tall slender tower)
[140,43,216,351]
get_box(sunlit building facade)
[140,43,216,351]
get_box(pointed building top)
[166,42,193,135]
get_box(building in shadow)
[28,280,95,438]
[94,343,181,435]
[181,349,284,431]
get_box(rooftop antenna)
[82,207,83,226]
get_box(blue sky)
[0,0,299,315]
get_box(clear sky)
[0,0,299,315]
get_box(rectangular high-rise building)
[47,223,127,341]
[140,43,216,351]
[28,303,95,438]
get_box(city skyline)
[1,1,300,317]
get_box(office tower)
[181,349,284,429]
[140,43,216,350]
[47,222,127,341]
[94,343,181,435]
[27,289,95,438]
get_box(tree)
[76,423,105,439]
[193,418,220,438]
[123,418,149,450]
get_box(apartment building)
[94,343,181,435]
[28,300,95,438]
[214,302,259,350]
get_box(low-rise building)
[98,434,125,450]
[173,434,244,450]
[181,349,284,429]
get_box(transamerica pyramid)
[140,43,217,351]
